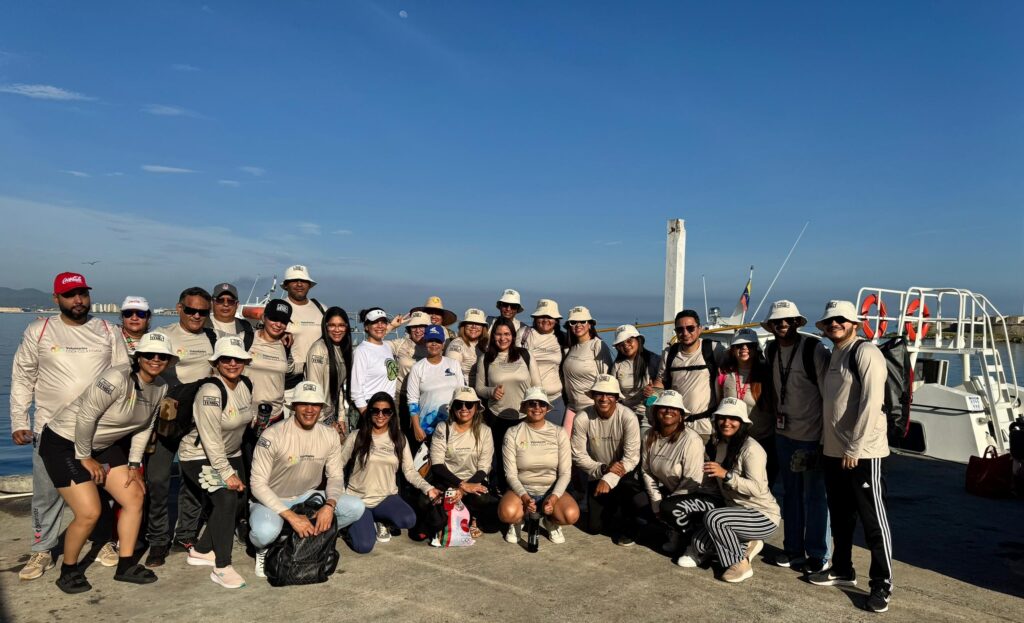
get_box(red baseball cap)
[53,272,91,295]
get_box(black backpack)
[849,337,913,441]
[765,334,820,387]
[264,493,340,587]
[662,339,719,422]
[157,375,253,441]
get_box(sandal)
[114,563,158,584]
[469,518,482,539]
[55,570,92,594]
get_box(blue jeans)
[776,435,831,561]
[249,490,365,549]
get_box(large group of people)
[8,267,894,613]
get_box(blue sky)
[1,1,1021,322]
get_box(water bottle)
[525,511,541,553]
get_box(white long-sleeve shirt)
[570,403,641,488]
[640,428,706,507]
[339,431,432,508]
[177,374,253,481]
[250,418,346,514]
[503,421,571,498]
[406,356,465,435]
[822,339,890,460]
[350,341,398,409]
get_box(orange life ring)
[904,300,931,341]
[860,295,888,339]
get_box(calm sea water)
[1,313,1021,476]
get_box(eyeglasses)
[182,305,211,317]
[138,352,170,362]
[452,401,476,411]
[770,318,795,328]
[215,297,238,305]
[568,320,589,327]
[122,310,150,319]
[675,325,699,334]
[821,317,850,326]
[367,407,394,417]
[524,400,548,409]
[217,356,247,365]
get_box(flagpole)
[742,265,753,323]
[702,274,709,322]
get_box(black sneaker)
[808,568,857,587]
[55,569,92,594]
[144,544,169,568]
[172,536,196,552]
[865,588,891,613]
[804,558,830,574]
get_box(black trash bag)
[264,493,340,587]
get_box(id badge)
[776,411,787,431]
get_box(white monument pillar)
[663,219,685,347]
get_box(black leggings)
[484,412,519,493]
[179,456,244,568]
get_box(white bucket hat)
[283,264,316,285]
[729,328,760,348]
[651,389,687,413]
[121,296,150,312]
[589,374,624,399]
[497,289,523,312]
[449,386,482,410]
[567,306,594,323]
[405,311,431,328]
[613,324,641,345]
[714,397,751,424]
[815,300,860,331]
[530,299,562,319]
[287,381,328,409]
[134,332,177,364]
[760,299,807,331]
[460,308,488,326]
[520,386,552,407]
[208,336,252,363]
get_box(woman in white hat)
[680,397,780,583]
[638,390,706,552]
[177,336,254,589]
[498,387,579,545]
[519,299,570,426]
[562,306,614,433]
[350,307,400,414]
[445,308,489,386]
[717,329,776,484]
[389,310,431,392]
[38,333,174,593]
[612,324,662,432]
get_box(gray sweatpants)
[31,437,65,553]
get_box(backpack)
[662,339,719,422]
[765,334,820,387]
[238,321,255,351]
[157,375,254,441]
[849,337,913,441]
[264,493,340,586]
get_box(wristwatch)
[723,471,734,483]
[128,462,142,469]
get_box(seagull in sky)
[82,260,101,265]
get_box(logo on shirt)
[311,355,326,364]
[385,358,398,381]
[257,437,271,449]
[49,345,89,354]
[96,378,116,395]
[203,396,221,407]
[444,368,455,377]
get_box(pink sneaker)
[210,565,246,589]
[186,548,216,567]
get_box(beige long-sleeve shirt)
[247,332,292,418]
[710,437,780,525]
[771,336,829,442]
[10,315,128,434]
[47,365,166,463]
[640,428,706,507]
[305,338,347,423]
[429,421,494,482]
[444,337,483,387]
[250,418,346,514]
[570,403,641,488]
[821,339,890,460]
[177,374,253,481]
[520,329,564,401]
[339,431,433,508]
[154,322,214,386]
[284,299,324,376]
[389,336,427,393]
[503,421,571,498]
[562,338,613,411]
[719,368,772,441]
[474,350,542,419]
[660,339,725,437]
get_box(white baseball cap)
[530,299,562,319]
[567,306,594,323]
[363,309,388,323]
[283,264,316,285]
[520,386,552,407]
[121,296,150,312]
[134,332,177,363]
[497,289,523,311]
[613,324,641,345]
[208,336,252,363]
[760,299,807,331]
[460,308,488,326]
[815,300,860,331]
[287,381,328,409]
[713,397,751,424]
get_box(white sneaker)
[675,546,701,568]
[210,565,246,589]
[504,524,520,544]
[254,549,266,579]
[661,531,681,553]
[374,522,391,543]
[429,535,442,548]
[541,518,565,544]
[186,548,216,567]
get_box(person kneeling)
[680,398,780,583]
[248,381,366,578]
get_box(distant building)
[0,306,25,313]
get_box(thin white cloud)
[332,229,353,235]
[218,179,241,187]
[170,63,200,72]
[238,166,266,177]
[61,170,91,178]
[297,222,321,236]
[141,165,197,174]
[105,172,124,177]
[594,240,623,246]
[399,10,408,18]
[142,104,201,117]
[0,83,96,101]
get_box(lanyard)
[777,337,801,406]
[733,371,750,401]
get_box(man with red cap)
[9,272,129,581]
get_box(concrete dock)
[0,453,1022,623]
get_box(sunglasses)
[452,401,476,411]
[732,343,755,350]
[567,320,589,327]
[182,305,211,317]
[215,296,238,305]
[524,400,549,409]
[122,309,150,319]
[367,407,394,417]
[138,352,170,362]
[498,302,519,309]
[217,356,247,365]
[675,325,699,334]
[821,317,850,326]
[770,318,795,328]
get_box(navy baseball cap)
[424,325,446,343]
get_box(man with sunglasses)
[808,300,893,614]
[488,289,524,332]
[654,309,725,442]
[10,272,129,581]
[760,300,832,573]
[206,283,254,347]
[281,265,325,390]
[144,286,219,567]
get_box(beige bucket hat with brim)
[567,306,595,324]
[589,374,625,400]
[134,332,179,365]
[497,289,524,312]
[449,386,483,411]
[287,381,329,409]
[729,328,760,348]
[520,386,552,409]
[405,311,431,328]
[459,308,488,326]
[760,299,808,331]
[713,397,751,424]
[283,264,316,285]
[530,299,562,319]
[650,389,688,414]
[814,300,860,332]
[208,336,253,363]
[613,324,641,345]
[413,296,457,326]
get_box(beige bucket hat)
[713,397,751,424]
[287,381,328,409]
[405,311,431,328]
[567,306,594,323]
[413,296,457,326]
[520,386,552,407]
[729,328,760,347]
[815,300,860,331]
[134,332,178,364]
[283,264,316,285]
[613,324,641,346]
[530,299,562,319]
[760,299,807,331]
[496,289,523,312]
[208,336,252,363]
[460,308,488,326]
[651,389,687,413]
[449,386,483,410]
[589,374,624,399]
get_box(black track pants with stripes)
[823,456,893,591]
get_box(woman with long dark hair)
[342,392,440,553]
[519,299,569,425]
[612,324,662,432]
[305,306,354,433]
[717,329,776,484]
[677,397,780,583]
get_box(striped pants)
[823,456,893,592]
[692,507,778,568]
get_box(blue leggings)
[347,495,417,554]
